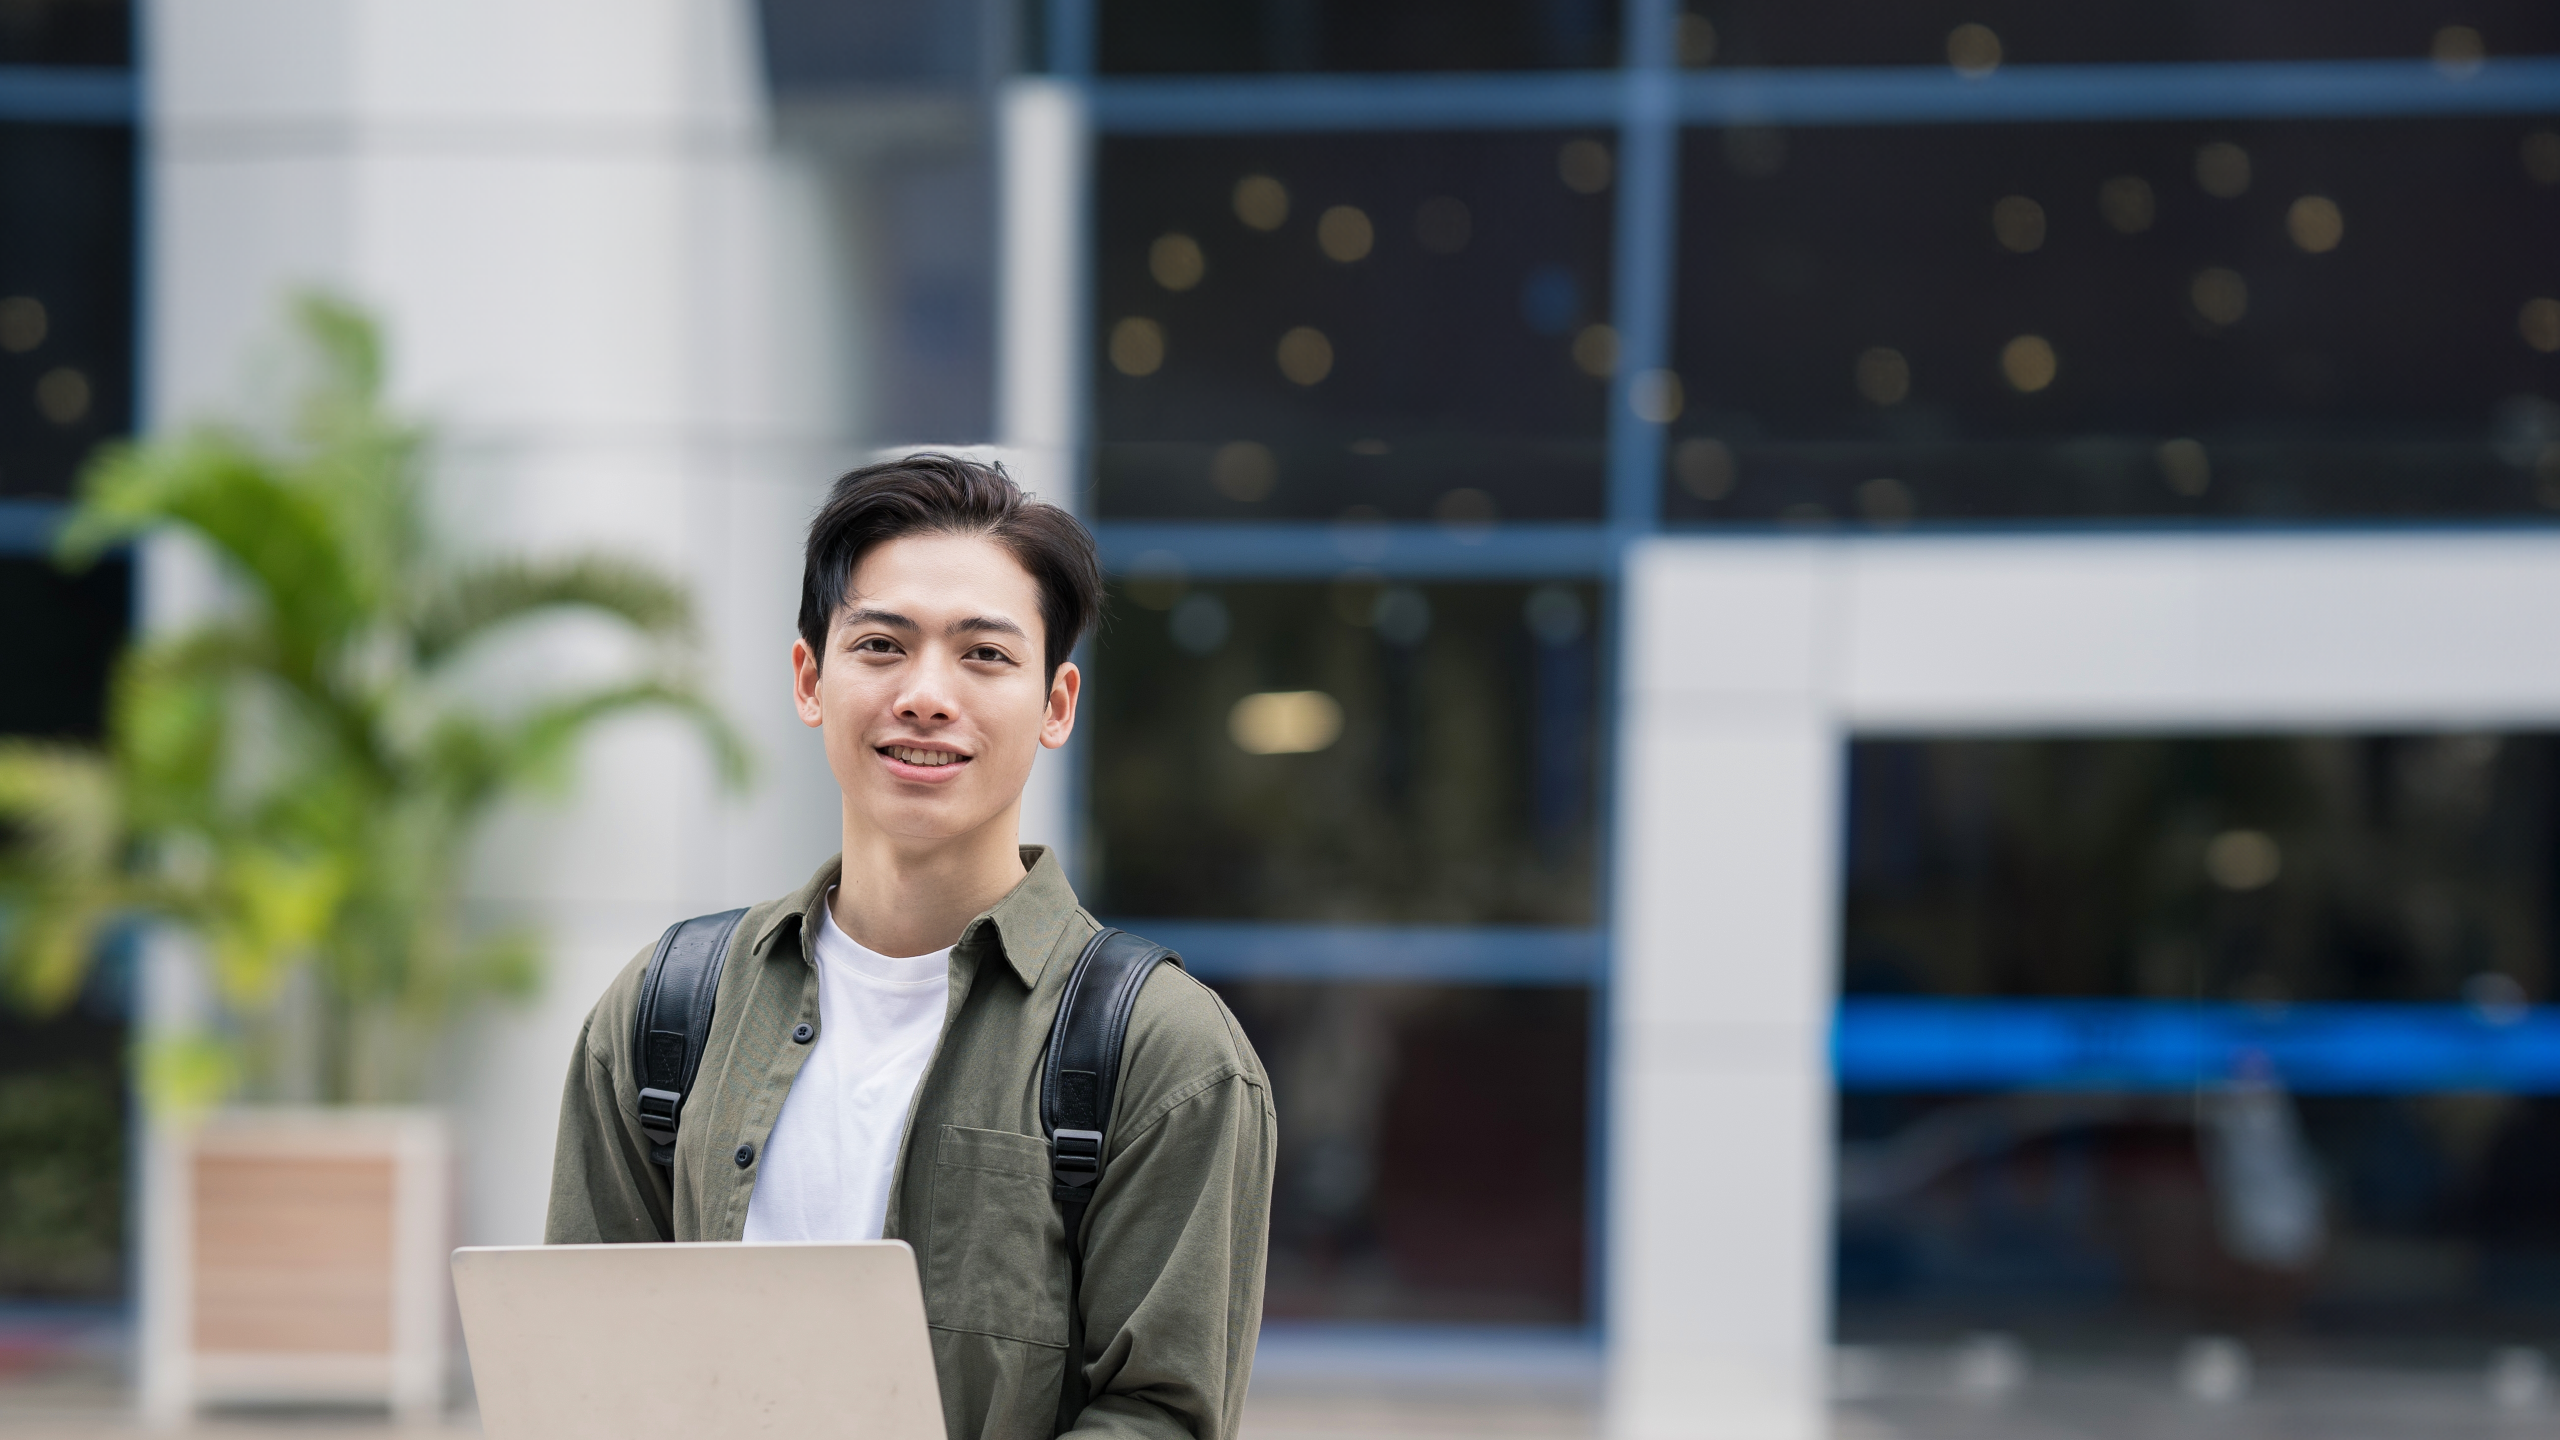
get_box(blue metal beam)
[1094,520,1617,578]
[1090,57,2560,134]
[1680,56,2560,127]
[1046,0,1095,80]
[1603,0,1677,536]
[1092,71,1621,133]
[0,499,64,555]
[1838,998,2560,1094]
[0,66,136,125]
[1124,921,1602,984]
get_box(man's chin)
[857,790,1014,845]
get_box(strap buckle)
[637,1086,683,1147]
[1051,1128,1103,1198]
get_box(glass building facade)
[0,0,135,1305]
[1034,0,2560,1354]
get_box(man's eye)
[967,646,1010,663]
[853,636,899,654]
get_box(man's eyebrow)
[838,605,917,632]
[948,615,1028,639]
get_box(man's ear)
[1039,661,1080,750]
[792,638,825,728]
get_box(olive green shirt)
[545,848,1276,1440]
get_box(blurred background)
[7,1,2560,1437]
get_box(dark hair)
[798,453,1101,683]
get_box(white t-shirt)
[741,895,950,1242]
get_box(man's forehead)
[840,532,1042,620]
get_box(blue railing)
[1837,998,2560,1093]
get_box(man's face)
[791,532,1078,847]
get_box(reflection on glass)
[1215,981,1588,1323]
[1098,0,1617,74]
[1840,733,2560,1350]
[1096,133,1612,521]
[0,545,131,1298]
[0,0,129,67]
[1675,1,2560,67]
[1846,734,2560,1003]
[0,124,130,499]
[1092,581,1599,924]
[1669,118,2560,522]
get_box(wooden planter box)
[139,1108,452,1424]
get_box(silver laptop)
[453,1242,942,1439]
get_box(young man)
[546,454,1276,1440]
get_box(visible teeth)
[887,746,962,767]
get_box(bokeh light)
[1109,316,1165,375]
[1232,173,1289,231]
[1276,325,1333,384]
[2000,334,2056,392]
[2194,141,2251,199]
[1149,233,1205,291]
[1317,205,1374,263]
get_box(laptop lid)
[453,1241,941,1440]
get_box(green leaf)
[0,743,124,1012]
[413,554,697,667]
[136,1032,243,1119]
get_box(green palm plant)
[0,293,744,1106]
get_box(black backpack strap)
[630,907,749,1168]
[1040,926,1179,1437]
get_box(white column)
[147,0,846,1251]
[994,77,1089,874]
[1608,539,1839,1440]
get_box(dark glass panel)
[0,123,130,499]
[0,553,124,738]
[1217,980,1587,1323]
[1090,579,1601,924]
[1845,735,2560,1003]
[0,1005,125,1299]
[1841,733,2560,1349]
[0,0,127,68]
[1691,0,2560,68]
[1838,1089,2560,1348]
[1669,119,2560,523]
[1095,133,1613,521]
[1098,0,1617,75]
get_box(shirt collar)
[754,845,1079,990]
[754,855,842,960]
[965,845,1080,989]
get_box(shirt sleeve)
[543,996,675,1245]
[1066,1066,1277,1440]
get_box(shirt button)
[792,1023,814,1044]
[734,1142,755,1168]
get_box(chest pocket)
[925,1125,1070,1347]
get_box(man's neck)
[831,806,1029,959]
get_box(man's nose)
[896,656,959,721]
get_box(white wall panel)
[1838,533,2560,731]
[1626,539,1830,702]
[1612,539,1840,1440]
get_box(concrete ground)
[7,1350,2559,1439]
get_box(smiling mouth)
[882,745,969,768]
